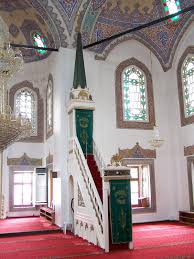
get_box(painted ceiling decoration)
[1,0,194,70]
[81,0,194,71]
[0,0,67,62]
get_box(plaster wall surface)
[2,21,194,224]
[83,45,175,222]
[3,57,50,218]
[44,48,75,227]
[167,20,194,213]
[80,22,194,222]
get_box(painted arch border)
[95,15,194,72]
[32,0,68,48]
[115,57,156,130]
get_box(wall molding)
[119,142,156,159]
[7,153,42,166]
[111,143,156,166]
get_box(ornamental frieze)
[7,153,42,166]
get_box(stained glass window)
[162,0,181,22]
[15,88,37,135]
[182,56,194,117]
[46,78,53,135]
[32,32,47,55]
[122,66,148,122]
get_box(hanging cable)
[83,5,194,49]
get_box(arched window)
[122,66,148,122]
[9,81,44,142]
[15,88,37,135]
[116,58,155,129]
[32,32,47,56]
[162,0,181,22]
[182,56,194,118]
[46,74,53,138]
[177,47,194,126]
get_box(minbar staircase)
[86,155,103,201]
[179,211,194,225]
[71,137,132,251]
[69,137,104,249]
[87,154,128,251]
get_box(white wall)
[83,44,175,222]
[167,20,194,213]
[3,57,49,217]
[3,20,194,225]
[79,21,194,222]
[44,48,75,227]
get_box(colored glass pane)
[182,56,194,117]
[122,66,148,122]
[15,88,37,135]
[162,0,181,22]
[32,32,47,55]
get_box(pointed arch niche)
[115,57,155,129]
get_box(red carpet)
[91,222,194,259]
[0,221,194,258]
[86,155,102,200]
[0,217,60,235]
[0,232,103,258]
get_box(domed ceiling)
[79,0,194,71]
[0,0,67,63]
[1,0,194,71]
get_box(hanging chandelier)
[0,17,31,151]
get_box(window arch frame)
[116,58,155,129]
[14,87,38,136]
[9,81,44,142]
[46,74,53,139]
[177,46,194,127]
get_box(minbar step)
[179,211,194,225]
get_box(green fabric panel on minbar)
[110,180,132,244]
[75,109,93,154]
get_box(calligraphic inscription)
[110,180,132,244]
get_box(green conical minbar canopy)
[73,32,87,89]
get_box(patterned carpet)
[0,221,194,258]
[0,217,61,235]
[0,232,103,258]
